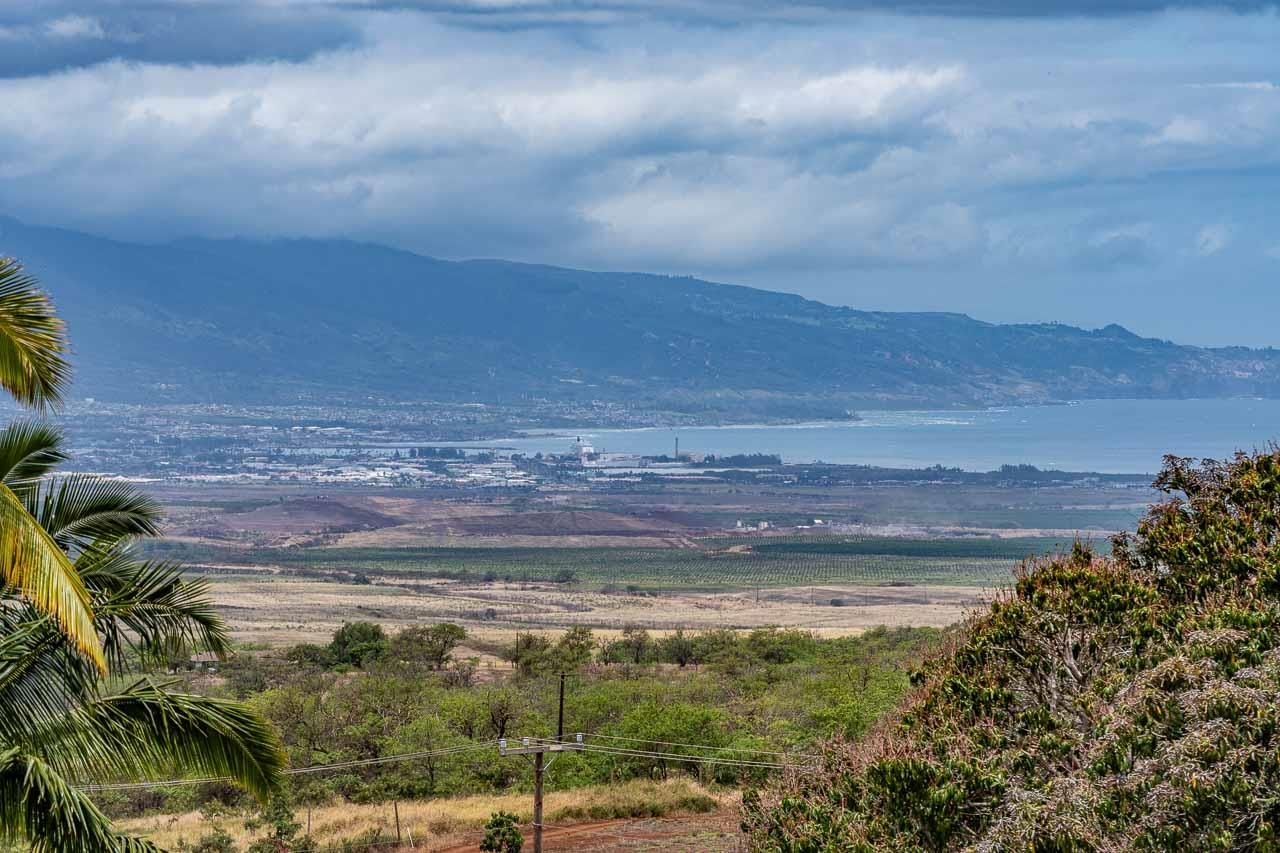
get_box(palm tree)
[0,258,99,670]
[0,423,284,851]
[0,260,284,850]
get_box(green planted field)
[715,534,1083,559]
[166,535,1072,589]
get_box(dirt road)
[435,812,743,852]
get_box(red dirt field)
[436,813,744,852]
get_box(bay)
[498,398,1280,474]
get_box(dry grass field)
[196,568,985,646]
[118,779,736,851]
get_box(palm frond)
[0,748,158,852]
[78,545,230,670]
[0,549,232,734]
[0,483,103,671]
[32,476,163,554]
[0,420,67,489]
[0,615,96,743]
[0,258,70,411]
[33,679,284,803]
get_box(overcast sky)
[3,1,1280,346]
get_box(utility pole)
[532,750,544,852]
[499,735,585,853]
[557,673,566,742]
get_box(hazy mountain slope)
[2,217,1277,412]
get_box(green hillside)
[744,448,1280,850]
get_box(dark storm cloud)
[332,0,1278,17]
[2,0,1276,80]
[0,3,362,77]
[769,0,1276,14]
[3,2,1280,345]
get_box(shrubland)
[744,450,1280,851]
[93,622,938,827]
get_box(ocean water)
[500,398,1280,474]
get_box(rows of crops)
[874,507,1142,531]
[713,534,1084,559]
[168,538,1064,589]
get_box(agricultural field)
[160,535,1070,591]
[144,481,1130,646]
[147,535,1072,645]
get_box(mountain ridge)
[1,216,1276,416]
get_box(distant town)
[41,398,1154,501]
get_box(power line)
[78,742,497,792]
[518,734,816,769]
[574,742,809,770]
[81,729,815,795]
[582,732,817,760]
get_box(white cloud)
[1152,115,1214,145]
[0,7,1278,284]
[1193,81,1280,91]
[44,16,105,40]
[1195,224,1231,256]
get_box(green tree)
[601,626,652,666]
[505,633,551,677]
[178,827,237,853]
[387,623,466,670]
[612,701,728,780]
[386,715,469,794]
[479,811,522,853]
[327,622,387,668]
[245,795,313,853]
[552,627,595,673]
[482,686,525,741]
[621,626,651,664]
[744,627,815,664]
[658,629,696,667]
[283,643,333,669]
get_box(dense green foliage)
[98,624,937,818]
[743,450,1280,851]
[479,811,522,853]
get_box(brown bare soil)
[155,481,1139,552]
[222,497,397,533]
[437,812,744,852]
[163,491,703,550]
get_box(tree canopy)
[744,449,1280,851]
